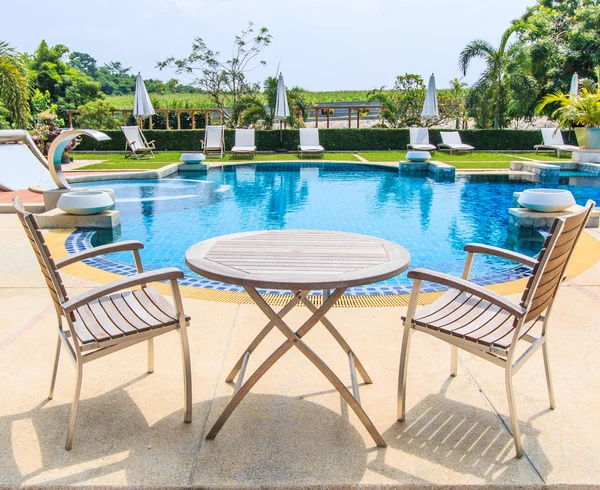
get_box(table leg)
[300,295,373,384]
[226,290,309,382]
[206,287,386,447]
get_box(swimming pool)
[73,162,600,295]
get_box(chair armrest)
[463,243,538,268]
[407,268,526,317]
[56,240,144,269]
[62,267,184,312]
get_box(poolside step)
[35,208,120,230]
[508,205,600,230]
[399,160,455,181]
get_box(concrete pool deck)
[2,213,600,488]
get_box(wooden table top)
[185,230,410,290]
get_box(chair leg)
[147,339,154,374]
[505,368,523,458]
[397,326,413,421]
[65,363,83,451]
[450,345,458,377]
[542,342,556,409]
[48,334,62,399]
[179,328,192,424]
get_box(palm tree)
[459,22,534,129]
[0,41,30,127]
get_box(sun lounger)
[231,129,257,157]
[407,128,436,152]
[534,128,579,158]
[121,126,156,159]
[202,125,225,158]
[298,128,325,158]
[0,130,56,191]
[438,131,475,154]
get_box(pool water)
[77,163,600,293]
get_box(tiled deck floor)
[1,213,600,488]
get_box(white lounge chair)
[0,130,56,191]
[438,131,475,154]
[121,126,155,159]
[407,128,436,152]
[534,128,579,158]
[202,125,225,158]
[231,129,257,157]
[298,128,325,158]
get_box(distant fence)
[67,109,224,130]
[75,128,570,153]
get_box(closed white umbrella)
[133,72,155,124]
[421,73,439,120]
[274,73,289,143]
[570,72,579,96]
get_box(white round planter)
[180,153,206,164]
[518,189,575,213]
[57,191,114,215]
[406,151,431,162]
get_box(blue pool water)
[76,163,600,293]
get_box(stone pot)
[517,189,575,213]
[57,190,114,215]
[586,128,600,149]
[406,151,431,162]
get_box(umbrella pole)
[280,121,283,142]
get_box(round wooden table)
[185,229,410,447]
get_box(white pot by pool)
[57,191,114,215]
[406,151,431,162]
[180,153,206,164]
[518,189,576,213]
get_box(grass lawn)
[72,150,572,171]
[73,152,360,170]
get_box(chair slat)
[109,294,152,332]
[133,289,177,323]
[98,296,138,334]
[87,300,126,339]
[121,290,164,327]
[74,306,111,342]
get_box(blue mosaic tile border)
[65,229,533,296]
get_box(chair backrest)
[300,128,320,147]
[410,128,430,145]
[121,126,148,151]
[541,128,565,146]
[235,128,255,147]
[521,200,595,322]
[441,131,462,145]
[13,197,69,315]
[205,126,224,148]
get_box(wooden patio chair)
[398,200,595,457]
[121,125,156,159]
[202,125,225,158]
[13,197,192,450]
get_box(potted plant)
[536,73,600,149]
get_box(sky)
[3,0,538,91]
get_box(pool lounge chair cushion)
[203,126,225,158]
[299,128,325,156]
[407,128,436,152]
[0,130,56,191]
[438,131,475,153]
[231,129,257,156]
[534,128,579,157]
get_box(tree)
[367,74,426,128]
[75,99,120,129]
[518,0,600,97]
[459,22,536,128]
[30,40,102,115]
[0,40,31,127]
[69,52,98,78]
[158,22,272,126]
[236,76,309,129]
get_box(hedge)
[74,128,575,153]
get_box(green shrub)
[75,128,573,152]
